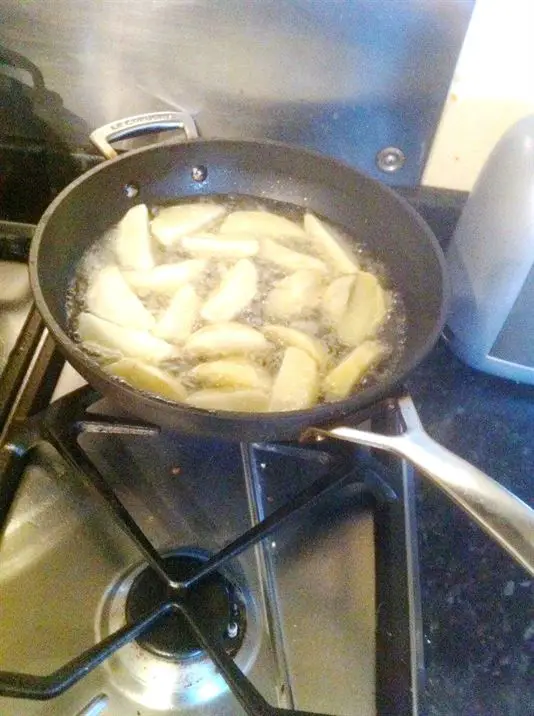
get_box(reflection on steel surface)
[0,0,474,186]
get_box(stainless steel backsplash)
[0,0,474,186]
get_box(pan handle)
[310,394,534,577]
[89,111,199,160]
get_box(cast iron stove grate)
[0,283,421,714]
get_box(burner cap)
[125,554,246,660]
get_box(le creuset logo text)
[109,113,179,131]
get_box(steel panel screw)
[376,147,406,173]
[191,165,208,182]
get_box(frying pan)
[29,112,534,576]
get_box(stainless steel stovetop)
[0,221,422,716]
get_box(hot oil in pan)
[65,195,407,409]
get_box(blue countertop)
[408,334,534,716]
[399,188,533,715]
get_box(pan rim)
[29,137,449,427]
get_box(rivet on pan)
[123,183,139,198]
[376,147,405,173]
[226,622,239,639]
[191,165,208,182]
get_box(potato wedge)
[304,213,359,274]
[86,266,155,330]
[153,284,200,343]
[181,235,259,258]
[186,388,270,412]
[77,312,174,362]
[188,359,272,391]
[262,324,328,369]
[322,275,356,326]
[264,270,323,321]
[219,210,306,240]
[115,203,155,271]
[259,238,327,273]
[269,347,319,411]
[201,259,258,322]
[322,340,388,401]
[124,260,207,296]
[105,358,186,401]
[151,204,225,247]
[336,271,388,346]
[185,322,271,358]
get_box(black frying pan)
[29,112,534,575]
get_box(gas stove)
[0,220,422,715]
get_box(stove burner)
[96,550,260,710]
[125,554,246,661]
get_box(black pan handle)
[311,394,534,577]
[89,111,199,160]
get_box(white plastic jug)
[445,114,534,383]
